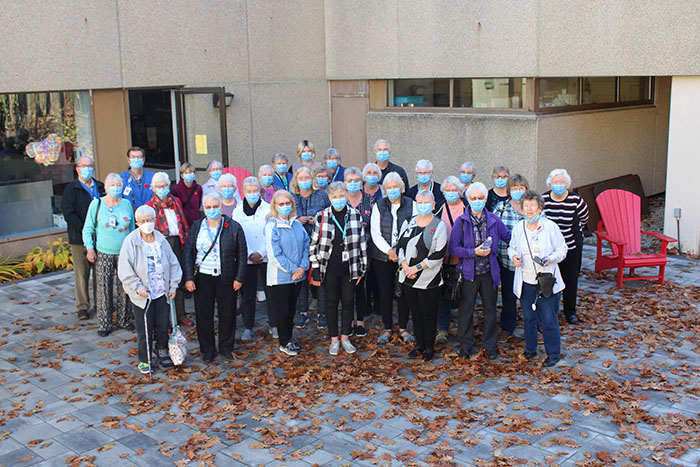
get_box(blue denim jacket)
[264,217,310,286]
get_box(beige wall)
[325,0,700,79]
[366,112,538,189]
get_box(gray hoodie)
[118,229,182,309]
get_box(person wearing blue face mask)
[233,177,273,342]
[543,168,589,325]
[459,162,476,196]
[270,152,293,191]
[406,160,445,209]
[313,167,331,192]
[218,173,242,218]
[373,139,409,189]
[291,166,330,329]
[183,191,248,363]
[146,172,192,327]
[119,147,155,208]
[449,182,511,361]
[362,162,383,203]
[324,148,346,183]
[309,182,367,356]
[62,156,106,321]
[486,166,511,213]
[290,140,323,176]
[493,174,529,342]
[258,163,280,204]
[172,162,203,227]
[370,172,417,345]
[396,190,448,361]
[202,160,225,201]
[509,190,567,367]
[82,173,135,336]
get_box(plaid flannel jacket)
[309,206,367,280]
[494,201,522,271]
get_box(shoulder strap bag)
[523,221,556,298]
[193,220,224,278]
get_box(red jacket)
[171,180,202,227]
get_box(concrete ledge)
[0,228,68,259]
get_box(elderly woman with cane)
[118,205,182,374]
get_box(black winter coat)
[183,215,248,285]
[61,178,106,245]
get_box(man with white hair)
[373,139,409,188]
[61,156,105,321]
[146,172,192,326]
[119,146,155,208]
[405,159,445,208]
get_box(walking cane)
[143,295,152,381]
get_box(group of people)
[62,140,589,373]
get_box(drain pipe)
[674,208,682,253]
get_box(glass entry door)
[174,87,229,181]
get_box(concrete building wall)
[366,112,538,188]
[325,0,700,79]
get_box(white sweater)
[232,201,271,263]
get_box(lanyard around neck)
[331,210,349,239]
[275,172,288,189]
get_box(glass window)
[538,78,580,108]
[455,78,525,109]
[619,76,651,102]
[390,79,450,107]
[0,91,94,237]
[582,77,616,104]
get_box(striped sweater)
[542,191,589,250]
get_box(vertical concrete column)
[664,77,700,254]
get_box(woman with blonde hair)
[289,139,323,175]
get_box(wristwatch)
[416,263,423,271]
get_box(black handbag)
[523,221,556,298]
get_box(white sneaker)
[341,340,357,354]
[256,290,266,302]
[329,341,340,356]
[241,329,253,341]
[269,327,278,339]
[279,343,298,356]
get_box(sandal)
[399,329,415,344]
[377,330,392,344]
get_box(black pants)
[558,245,582,317]
[165,236,186,320]
[354,275,366,322]
[324,268,355,338]
[373,259,409,330]
[240,263,268,330]
[194,273,236,356]
[133,295,169,363]
[458,272,498,355]
[403,285,440,352]
[499,265,517,333]
[267,282,302,346]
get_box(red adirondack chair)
[594,189,676,289]
[222,167,252,198]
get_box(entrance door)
[174,87,229,182]
[128,89,176,179]
[331,81,369,168]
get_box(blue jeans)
[437,295,457,332]
[520,283,561,359]
[296,280,325,315]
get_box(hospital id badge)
[123,186,132,196]
[342,250,349,262]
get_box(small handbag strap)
[198,219,224,266]
[522,220,541,274]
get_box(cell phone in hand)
[533,256,546,266]
[482,236,492,250]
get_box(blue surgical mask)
[470,199,486,213]
[260,175,273,186]
[417,174,431,185]
[301,152,313,162]
[245,192,261,205]
[346,181,361,193]
[365,175,379,186]
[387,188,401,201]
[494,177,508,189]
[376,151,390,163]
[108,186,122,198]
[298,180,312,191]
[129,158,144,170]
[275,163,288,174]
[510,189,524,203]
[326,159,338,170]
[221,187,235,199]
[278,204,293,217]
[444,191,460,204]
[551,184,567,196]
[526,214,540,224]
[183,172,196,184]
[316,177,328,188]
[459,173,473,184]
[79,167,93,180]
[205,207,221,220]
[156,187,170,199]
[416,203,433,216]
[331,198,347,211]
[210,169,222,181]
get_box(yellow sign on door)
[195,134,208,155]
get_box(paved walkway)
[0,243,699,466]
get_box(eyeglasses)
[416,171,432,176]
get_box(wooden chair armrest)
[596,231,627,246]
[642,230,676,243]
